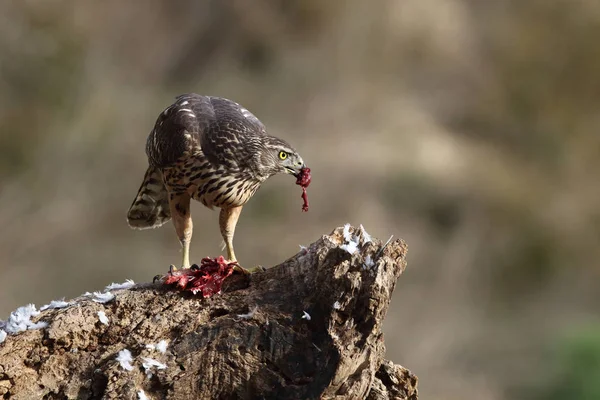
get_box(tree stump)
[0,226,418,399]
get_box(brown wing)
[145,94,211,168]
[199,96,267,170]
[145,94,266,171]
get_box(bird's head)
[255,136,305,179]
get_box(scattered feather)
[28,321,49,329]
[116,349,134,371]
[359,224,372,244]
[138,390,149,400]
[142,357,167,378]
[375,235,394,259]
[340,241,359,254]
[0,329,6,344]
[156,340,168,354]
[98,311,109,325]
[40,300,71,311]
[340,224,361,254]
[142,357,167,371]
[364,255,375,269]
[237,306,258,320]
[146,340,168,354]
[92,291,115,304]
[302,311,311,321]
[333,301,342,310]
[104,279,135,291]
[3,304,46,334]
[298,244,308,255]
[342,223,353,242]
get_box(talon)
[169,264,177,274]
[153,274,163,283]
[190,263,200,271]
[233,264,252,275]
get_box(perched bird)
[127,94,306,273]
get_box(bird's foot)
[232,264,266,275]
[152,264,182,283]
[232,264,252,275]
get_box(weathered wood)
[0,226,418,399]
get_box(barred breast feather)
[143,94,268,210]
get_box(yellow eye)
[278,151,288,160]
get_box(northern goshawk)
[127,94,307,273]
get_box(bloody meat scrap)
[163,256,235,297]
[295,167,311,212]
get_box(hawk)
[127,94,306,273]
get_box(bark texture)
[0,226,418,399]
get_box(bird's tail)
[127,166,171,229]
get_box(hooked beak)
[285,164,305,178]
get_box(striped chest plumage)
[161,153,262,209]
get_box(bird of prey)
[127,94,307,273]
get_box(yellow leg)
[169,192,192,269]
[219,206,252,274]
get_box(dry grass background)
[1,1,600,399]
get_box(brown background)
[1,1,599,399]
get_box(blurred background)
[1,0,599,398]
